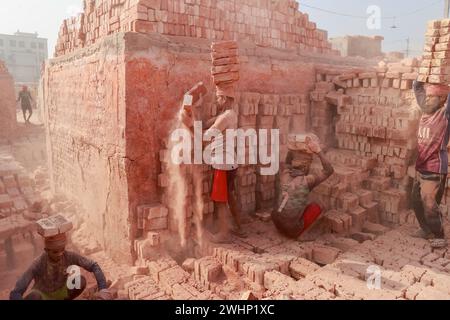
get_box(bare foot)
[231,228,247,238]
[210,233,232,244]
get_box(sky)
[0,0,446,57]
[302,0,445,56]
[0,0,83,56]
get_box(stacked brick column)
[419,19,450,84]
[55,0,338,57]
[309,59,422,231]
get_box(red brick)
[194,257,223,285]
[289,257,320,280]
[312,245,341,265]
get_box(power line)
[395,0,444,18]
[301,0,443,20]
[300,3,367,19]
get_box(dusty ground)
[1,199,450,300]
[0,117,449,300]
[9,217,441,301]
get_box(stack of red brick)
[0,152,37,219]
[419,19,450,84]
[235,93,259,215]
[309,59,422,229]
[211,41,239,87]
[55,0,338,57]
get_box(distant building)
[330,35,384,59]
[0,31,48,83]
[385,51,406,61]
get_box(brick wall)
[0,60,17,140]
[54,0,338,57]
[41,34,134,263]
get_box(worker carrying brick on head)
[10,215,112,300]
[181,83,245,242]
[17,85,33,124]
[411,80,449,249]
[207,85,246,242]
[271,134,334,239]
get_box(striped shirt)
[414,81,450,174]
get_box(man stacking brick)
[206,40,244,242]
[180,41,244,242]
[410,19,450,248]
[10,215,112,300]
[271,134,334,239]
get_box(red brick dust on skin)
[2,0,450,301]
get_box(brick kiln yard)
[1,0,450,300]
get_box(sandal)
[430,238,448,249]
[411,229,435,240]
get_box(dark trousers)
[411,172,446,238]
[21,105,32,121]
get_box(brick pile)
[54,0,338,57]
[308,59,425,229]
[419,19,450,84]
[64,216,450,300]
[0,149,38,219]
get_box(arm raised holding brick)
[305,138,334,191]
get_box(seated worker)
[10,231,112,300]
[272,134,334,239]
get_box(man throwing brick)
[181,84,245,242]
[411,80,449,248]
[10,223,112,300]
[17,85,33,124]
[206,87,246,242]
[271,134,334,239]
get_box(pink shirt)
[414,81,450,174]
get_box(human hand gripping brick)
[305,136,322,154]
[180,82,207,129]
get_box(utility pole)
[445,0,450,18]
[406,38,410,58]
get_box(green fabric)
[30,286,69,300]
[280,176,310,212]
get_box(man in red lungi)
[206,85,246,242]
